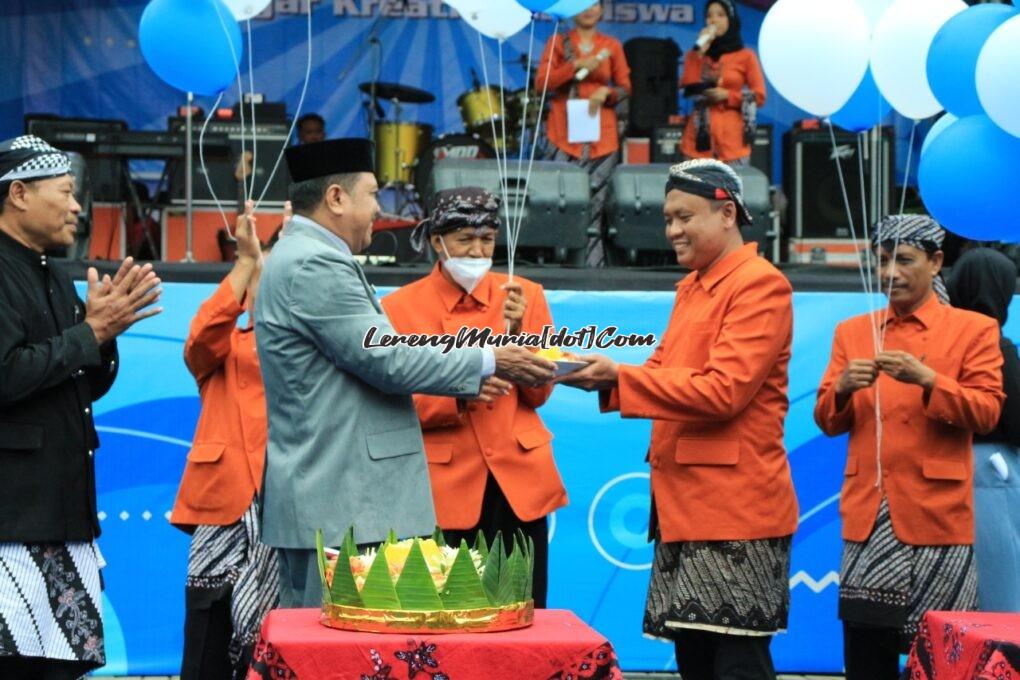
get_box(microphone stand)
[336,10,388,140]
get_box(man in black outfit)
[0,135,162,679]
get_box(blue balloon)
[517,0,558,12]
[918,114,1020,242]
[544,0,596,19]
[926,3,1017,118]
[830,67,892,133]
[920,113,957,158]
[139,0,243,96]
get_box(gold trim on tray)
[320,600,535,634]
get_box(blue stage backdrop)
[0,0,923,186]
[75,280,1020,676]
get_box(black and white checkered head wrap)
[0,135,72,189]
[665,159,753,226]
[872,214,949,303]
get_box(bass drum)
[413,133,497,197]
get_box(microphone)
[575,48,610,81]
[695,25,718,52]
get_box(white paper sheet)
[567,99,601,144]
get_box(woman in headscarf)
[814,215,1005,680]
[538,1,632,266]
[681,0,766,167]
[381,187,567,607]
[948,247,1020,612]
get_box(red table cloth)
[905,611,1020,680]
[246,609,622,680]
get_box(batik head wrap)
[0,135,71,200]
[665,158,753,226]
[410,187,501,253]
[872,214,949,303]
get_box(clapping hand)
[85,257,163,345]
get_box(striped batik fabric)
[839,497,978,640]
[0,541,105,671]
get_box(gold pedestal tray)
[320,600,534,634]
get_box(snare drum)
[413,133,497,195]
[457,86,506,131]
[374,121,433,185]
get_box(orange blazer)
[171,278,267,530]
[601,243,798,542]
[381,266,568,529]
[538,30,632,160]
[681,47,765,162]
[814,294,1004,546]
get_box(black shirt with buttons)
[0,229,118,542]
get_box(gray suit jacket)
[254,217,483,548]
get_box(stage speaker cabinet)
[624,37,680,138]
[607,163,775,264]
[423,159,590,265]
[25,115,127,202]
[784,126,894,239]
[651,125,684,163]
[750,123,773,184]
[169,120,292,207]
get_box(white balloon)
[451,0,531,40]
[221,0,272,20]
[977,14,1020,138]
[856,0,893,30]
[870,0,965,120]
[759,0,870,117]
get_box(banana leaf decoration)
[315,529,331,606]
[440,539,491,609]
[394,539,443,610]
[329,532,363,607]
[359,544,401,609]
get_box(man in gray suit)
[255,138,556,607]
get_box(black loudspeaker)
[783,126,894,238]
[25,115,127,202]
[651,125,685,163]
[167,120,292,207]
[750,124,773,184]
[623,38,680,138]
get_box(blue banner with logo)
[79,281,1020,675]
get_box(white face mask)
[440,239,492,294]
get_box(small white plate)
[554,359,588,376]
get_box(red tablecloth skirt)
[246,608,622,680]
[905,611,1020,680]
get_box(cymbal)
[358,81,435,104]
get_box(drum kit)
[360,77,548,209]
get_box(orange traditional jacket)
[601,243,798,542]
[539,30,632,160]
[680,47,765,162]
[814,294,1004,546]
[171,278,266,530]
[381,267,567,529]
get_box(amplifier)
[651,125,684,163]
[783,126,894,239]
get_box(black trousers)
[0,657,93,680]
[842,622,908,680]
[181,583,244,680]
[443,474,550,608]
[673,628,776,680]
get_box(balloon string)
[199,91,230,234]
[210,0,245,234]
[826,119,880,353]
[246,18,258,204]
[255,0,313,209]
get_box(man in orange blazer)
[560,159,797,680]
[814,215,1004,680]
[381,188,567,608]
[171,201,287,680]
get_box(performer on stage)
[538,1,631,267]
[254,139,556,608]
[815,216,1004,680]
[172,202,284,680]
[560,159,797,680]
[381,188,567,608]
[0,135,162,680]
[681,0,765,166]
